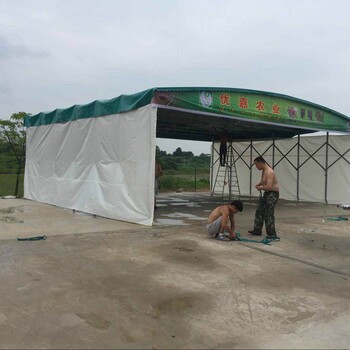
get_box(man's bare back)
[207,201,243,239]
[207,205,228,224]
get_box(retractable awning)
[24,87,350,225]
[26,87,350,142]
[152,87,350,141]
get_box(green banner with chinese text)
[153,89,350,132]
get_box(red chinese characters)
[239,97,248,109]
[272,104,280,114]
[256,101,265,111]
[219,93,231,106]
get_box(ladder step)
[212,145,241,198]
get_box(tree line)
[156,146,210,171]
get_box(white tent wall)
[24,104,157,225]
[212,134,350,204]
[326,135,350,203]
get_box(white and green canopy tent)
[24,87,350,225]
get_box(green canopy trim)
[25,87,350,133]
[25,88,155,127]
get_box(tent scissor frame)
[211,132,350,204]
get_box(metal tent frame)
[213,132,350,203]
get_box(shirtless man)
[249,156,280,239]
[207,200,243,241]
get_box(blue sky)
[1,0,350,154]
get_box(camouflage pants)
[253,191,279,236]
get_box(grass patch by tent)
[0,174,24,197]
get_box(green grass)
[0,171,210,197]
[160,172,210,192]
[0,174,24,197]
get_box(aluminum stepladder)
[211,142,241,200]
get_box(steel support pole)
[229,141,233,200]
[297,134,300,202]
[210,142,214,193]
[272,137,275,168]
[249,137,253,198]
[325,132,329,204]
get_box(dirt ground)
[0,193,349,349]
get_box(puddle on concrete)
[169,202,192,206]
[163,212,205,221]
[154,218,189,226]
[167,201,206,207]
[0,216,24,223]
[0,206,24,214]
[158,197,189,203]
[184,203,203,207]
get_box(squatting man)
[207,200,243,241]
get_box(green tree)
[182,151,194,157]
[0,112,27,196]
[173,147,183,156]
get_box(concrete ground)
[0,193,349,349]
